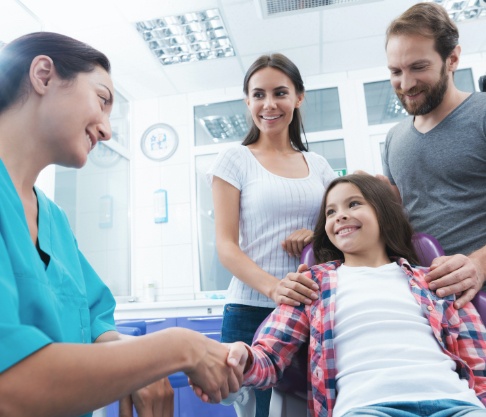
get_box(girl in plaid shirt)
[220,174,486,417]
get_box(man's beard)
[396,63,449,116]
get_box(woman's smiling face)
[245,66,303,138]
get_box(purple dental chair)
[255,233,486,417]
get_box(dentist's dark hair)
[0,31,110,113]
[313,174,419,265]
[242,53,308,151]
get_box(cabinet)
[175,315,235,417]
[107,316,236,417]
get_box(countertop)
[114,298,226,320]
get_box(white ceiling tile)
[115,0,219,22]
[320,35,388,74]
[114,71,178,100]
[240,44,322,79]
[163,57,245,94]
[224,1,320,55]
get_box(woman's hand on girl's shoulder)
[271,264,319,306]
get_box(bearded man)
[382,2,486,309]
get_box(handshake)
[184,333,250,404]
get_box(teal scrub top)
[0,160,116,416]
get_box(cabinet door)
[176,315,223,341]
[145,317,177,333]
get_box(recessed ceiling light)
[135,8,235,66]
[424,0,486,22]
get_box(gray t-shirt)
[383,92,486,256]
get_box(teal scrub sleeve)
[77,249,117,341]
[0,233,52,373]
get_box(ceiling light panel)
[135,9,235,66]
[425,0,486,22]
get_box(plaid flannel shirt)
[244,258,486,417]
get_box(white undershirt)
[332,263,483,417]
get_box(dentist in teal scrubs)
[0,32,244,417]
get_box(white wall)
[131,94,194,301]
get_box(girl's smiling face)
[324,182,389,267]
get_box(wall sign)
[140,123,179,161]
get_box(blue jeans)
[221,303,275,417]
[342,400,486,417]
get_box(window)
[194,99,248,146]
[308,139,346,174]
[195,154,232,291]
[54,91,131,297]
[302,88,342,132]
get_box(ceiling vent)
[254,0,383,18]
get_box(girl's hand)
[281,229,313,258]
[270,264,319,306]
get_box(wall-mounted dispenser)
[154,189,168,223]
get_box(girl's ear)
[29,55,55,95]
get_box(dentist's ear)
[29,55,55,95]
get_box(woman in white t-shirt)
[207,53,336,416]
